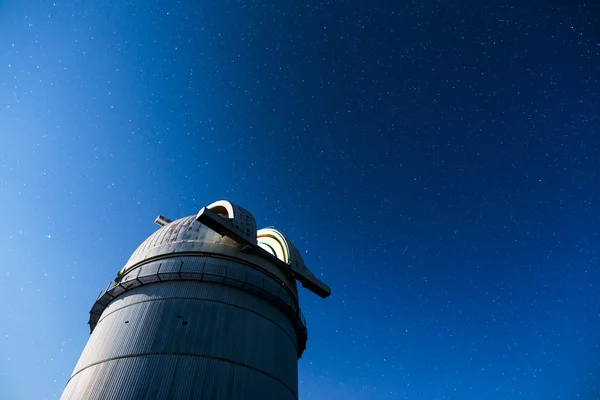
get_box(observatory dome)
[120,200,258,275]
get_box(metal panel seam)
[67,352,298,400]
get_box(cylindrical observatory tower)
[61,200,331,400]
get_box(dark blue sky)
[1,1,599,399]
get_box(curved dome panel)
[121,201,258,274]
[257,228,331,298]
[257,228,307,276]
[121,216,226,273]
[257,229,290,264]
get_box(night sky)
[1,1,599,399]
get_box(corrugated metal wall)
[62,273,299,399]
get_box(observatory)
[60,200,330,400]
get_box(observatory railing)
[90,255,309,357]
